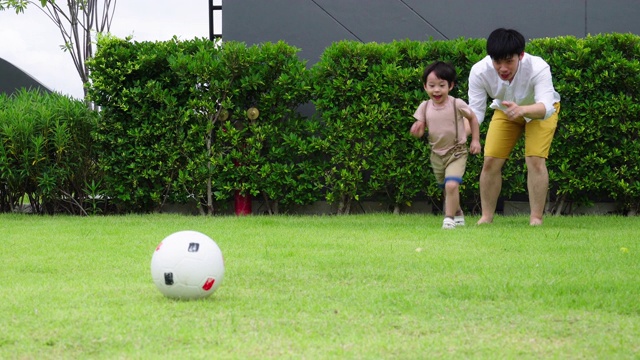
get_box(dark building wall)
[0,57,51,96]
[223,0,640,65]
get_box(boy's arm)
[410,118,426,138]
[464,111,482,155]
[410,101,428,138]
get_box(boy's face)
[424,72,453,105]
[491,53,524,82]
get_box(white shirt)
[468,53,561,124]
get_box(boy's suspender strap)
[453,97,459,144]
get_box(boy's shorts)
[430,145,468,186]
[484,102,560,159]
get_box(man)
[468,28,561,226]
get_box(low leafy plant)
[0,89,98,214]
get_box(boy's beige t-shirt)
[413,96,472,156]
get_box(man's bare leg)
[477,157,506,224]
[526,156,548,226]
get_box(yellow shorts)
[484,103,560,159]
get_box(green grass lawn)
[1,213,639,359]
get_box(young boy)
[410,61,481,229]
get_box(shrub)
[84,33,640,216]
[90,37,320,214]
[528,33,640,214]
[88,35,198,212]
[0,89,99,214]
[311,38,486,214]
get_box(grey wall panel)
[586,0,640,35]
[224,0,357,63]
[312,0,449,42]
[224,0,640,65]
[400,0,586,40]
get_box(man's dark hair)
[421,61,457,86]
[486,28,526,60]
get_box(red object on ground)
[234,191,251,215]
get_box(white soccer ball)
[150,230,225,300]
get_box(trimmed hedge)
[88,35,196,213]
[71,33,640,215]
[312,38,486,214]
[530,34,640,214]
[313,34,640,215]
[88,36,321,214]
[167,40,324,214]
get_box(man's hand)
[502,101,523,121]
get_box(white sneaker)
[454,215,465,226]
[442,218,456,229]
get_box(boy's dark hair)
[486,28,526,60]
[421,61,457,86]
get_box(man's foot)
[530,217,543,226]
[476,216,493,225]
